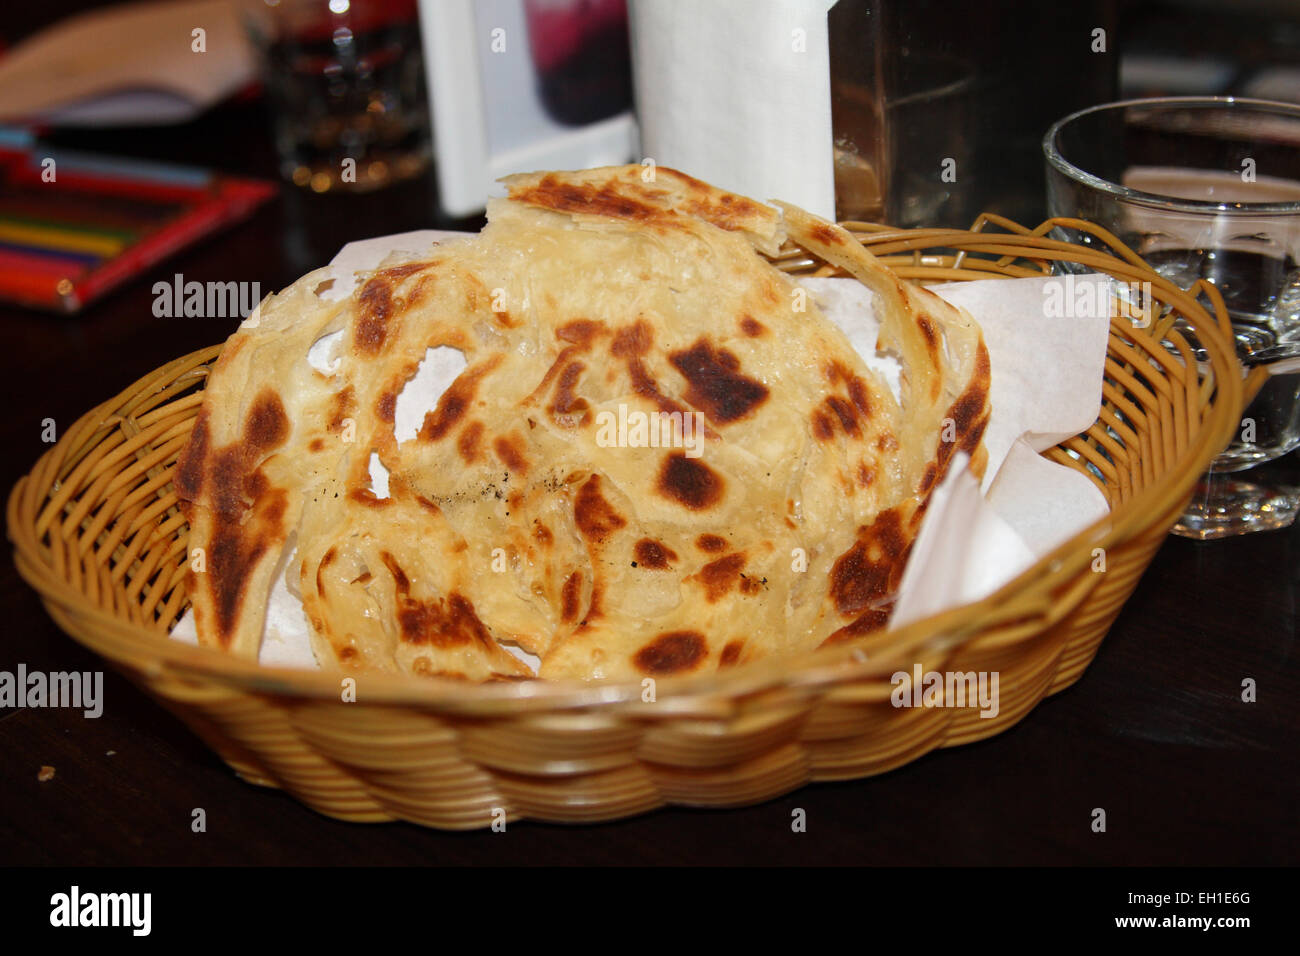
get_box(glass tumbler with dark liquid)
[247,0,432,193]
[1045,97,1300,538]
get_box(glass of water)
[1044,97,1300,539]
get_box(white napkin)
[173,237,1114,666]
[890,451,1037,630]
[627,0,838,218]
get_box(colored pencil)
[0,134,275,312]
[0,221,125,257]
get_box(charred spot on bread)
[575,474,626,543]
[633,538,678,569]
[719,639,745,667]
[657,452,724,510]
[828,509,910,618]
[634,630,707,675]
[694,552,747,602]
[668,339,769,424]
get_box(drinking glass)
[1044,97,1300,538]
[246,0,432,193]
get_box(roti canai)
[175,166,989,681]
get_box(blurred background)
[0,0,1298,303]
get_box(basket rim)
[7,217,1246,715]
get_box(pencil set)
[0,129,274,312]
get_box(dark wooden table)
[1,81,1297,867]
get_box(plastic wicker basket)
[8,216,1246,829]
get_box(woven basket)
[8,217,1247,829]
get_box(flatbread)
[175,165,990,681]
